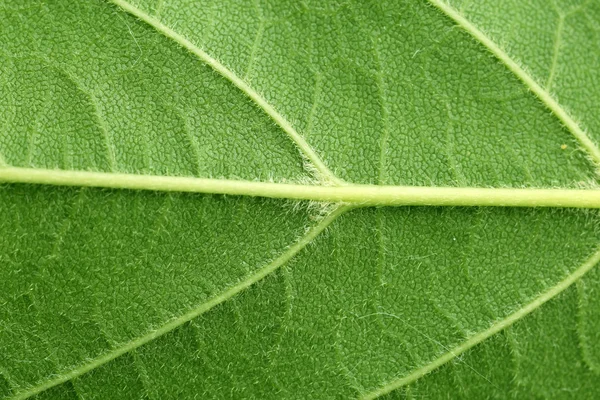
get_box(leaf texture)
[0,0,599,399]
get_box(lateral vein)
[10,205,350,400]
[360,245,600,399]
[108,0,342,185]
[428,0,600,168]
[2,167,600,208]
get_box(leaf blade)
[1,0,599,398]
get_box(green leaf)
[1,0,599,398]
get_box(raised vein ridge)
[361,245,600,399]
[108,0,342,185]
[428,0,600,169]
[3,167,600,208]
[9,206,349,400]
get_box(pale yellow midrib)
[3,166,600,208]
[108,0,342,185]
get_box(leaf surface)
[0,0,599,399]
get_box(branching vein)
[428,0,600,168]
[108,0,342,185]
[9,205,350,400]
[360,246,600,399]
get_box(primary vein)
[2,166,600,208]
[108,0,341,185]
[428,0,600,168]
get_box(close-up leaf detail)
[0,0,599,398]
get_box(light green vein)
[9,205,350,400]
[361,245,600,399]
[2,166,600,208]
[109,0,342,185]
[546,13,564,91]
[428,0,600,168]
